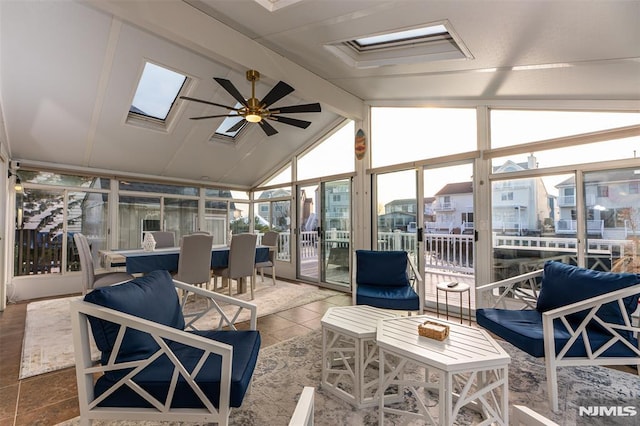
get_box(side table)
[320,305,399,408]
[436,282,471,325]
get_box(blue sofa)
[71,270,261,425]
[476,261,640,411]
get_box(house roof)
[435,182,473,196]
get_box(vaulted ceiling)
[1,0,639,188]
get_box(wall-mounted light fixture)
[8,171,23,192]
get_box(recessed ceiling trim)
[253,0,305,12]
[325,20,473,69]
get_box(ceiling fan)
[181,70,321,136]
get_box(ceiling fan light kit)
[181,69,321,136]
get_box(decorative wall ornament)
[355,128,366,160]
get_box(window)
[325,21,472,68]
[211,102,248,142]
[630,182,640,194]
[15,172,110,276]
[371,107,476,168]
[353,25,449,49]
[597,185,609,198]
[501,192,514,201]
[128,62,188,129]
[297,121,355,180]
[490,110,640,149]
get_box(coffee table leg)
[378,348,385,426]
[467,289,472,326]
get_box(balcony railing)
[425,222,453,234]
[555,219,604,235]
[433,201,456,211]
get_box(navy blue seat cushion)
[356,284,419,310]
[84,270,185,367]
[356,250,409,287]
[476,308,639,358]
[94,330,261,408]
[536,261,640,328]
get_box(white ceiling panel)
[1,0,638,187]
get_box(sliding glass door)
[297,178,351,289]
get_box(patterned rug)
[20,279,340,379]
[56,331,640,426]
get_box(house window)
[501,192,514,201]
[630,181,640,194]
[597,185,609,198]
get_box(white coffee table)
[376,315,510,425]
[320,305,399,408]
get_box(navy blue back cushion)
[84,270,185,365]
[536,261,640,325]
[356,250,409,287]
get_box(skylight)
[212,102,248,141]
[130,62,187,121]
[325,21,472,69]
[354,24,448,49]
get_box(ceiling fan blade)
[226,120,245,133]
[190,114,237,120]
[258,120,278,136]
[270,103,321,114]
[213,77,248,106]
[260,81,295,109]
[268,115,312,129]
[180,96,238,111]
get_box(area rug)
[20,279,340,379]
[55,331,640,426]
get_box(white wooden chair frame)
[288,386,315,426]
[477,271,640,411]
[512,405,559,426]
[351,252,425,315]
[70,279,258,426]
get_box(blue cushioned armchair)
[352,250,424,314]
[476,261,640,411]
[70,270,261,426]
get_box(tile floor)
[0,289,353,426]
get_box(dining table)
[99,244,270,276]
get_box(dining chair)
[255,231,278,286]
[73,233,134,295]
[212,233,258,299]
[173,233,214,289]
[149,231,176,248]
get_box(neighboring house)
[491,157,550,236]
[378,198,417,232]
[323,180,350,231]
[555,170,640,240]
[256,188,292,230]
[430,182,474,234]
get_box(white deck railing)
[259,231,635,275]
